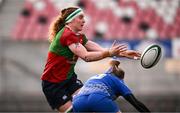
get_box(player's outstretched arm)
[119,50,141,60]
[124,94,151,112]
[68,42,127,62]
[84,40,106,51]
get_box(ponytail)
[48,7,78,42]
[48,15,65,42]
[110,60,125,79]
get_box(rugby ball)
[140,44,162,69]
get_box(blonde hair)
[48,7,78,42]
[110,60,125,79]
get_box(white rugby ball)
[140,44,162,69]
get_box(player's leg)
[65,105,73,113]
[58,100,72,112]
[61,89,81,113]
[72,88,81,96]
[42,80,75,112]
[64,75,83,112]
[67,75,83,96]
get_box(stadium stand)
[0,0,3,8]
[11,0,180,40]
[1,0,180,112]
[11,0,58,40]
[0,0,4,13]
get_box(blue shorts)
[73,93,120,113]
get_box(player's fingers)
[118,46,128,52]
[118,44,127,48]
[114,47,127,54]
[137,52,141,57]
[134,56,140,60]
[134,52,141,57]
[114,44,127,50]
[119,49,127,53]
[111,40,117,47]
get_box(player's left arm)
[124,94,151,112]
[113,77,150,112]
[118,50,141,60]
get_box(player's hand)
[119,50,141,60]
[109,40,127,57]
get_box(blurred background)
[0,0,180,112]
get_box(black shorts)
[42,75,83,110]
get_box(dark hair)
[110,60,125,79]
[48,7,78,42]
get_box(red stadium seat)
[11,0,34,40]
[11,0,180,40]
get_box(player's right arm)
[84,40,106,51]
[68,42,126,62]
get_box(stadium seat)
[11,0,180,40]
[11,0,34,40]
[0,0,4,8]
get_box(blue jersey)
[77,72,132,100]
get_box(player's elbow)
[80,52,103,62]
[80,53,93,62]
[82,56,92,62]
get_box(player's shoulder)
[107,73,124,82]
[62,27,76,37]
[101,73,118,82]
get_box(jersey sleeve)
[64,33,79,46]
[111,76,132,97]
[60,29,79,46]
